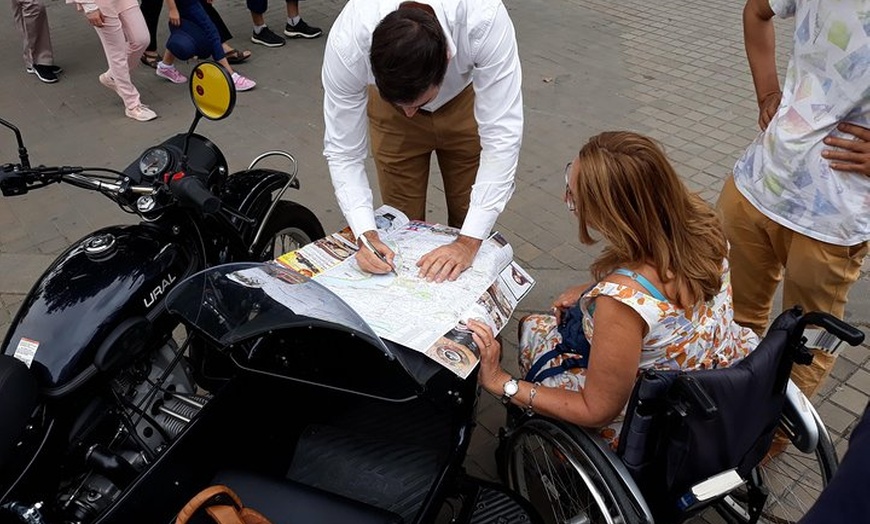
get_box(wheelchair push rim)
[504,419,640,524]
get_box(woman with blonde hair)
[468,131,759,446]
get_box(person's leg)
[93,13,141,109]
[283,0,321,38]
[180,0,224,60]
[286,0,298,18]
[367,86,437,222]
[13,0,54,68]
[138,0,162,56]
[782,235,868,400]
[200,0,232,43]
[716,175,786,335]
[119,6,149,73]
[247,0,285,47]
[93,9,154,120]
[432,84,481,229]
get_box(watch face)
[504,379,519,397]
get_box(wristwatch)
[501,378,520,405]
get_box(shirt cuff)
[347,207,377,239]
[459,206,499,240]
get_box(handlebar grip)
[799,311,865,347]
[0,167,27,196]
[169,175,221,215]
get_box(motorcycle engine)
[54,340,211,522]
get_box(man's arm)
[322,41,377,240]
[744,0,780,130]
[416,3,523,283]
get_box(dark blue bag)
[523,302,591,383]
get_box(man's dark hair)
[370,7,448,105]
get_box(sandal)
[140,51,159,69]
[225,49,252,65]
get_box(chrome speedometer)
[139,147,171,177]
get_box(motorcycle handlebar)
[0,165,153,197]
[168,175,221,215]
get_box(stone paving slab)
[1,0,868,518]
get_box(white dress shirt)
[322,0,524,240]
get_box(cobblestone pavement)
[1,0,867,520]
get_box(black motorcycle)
[0,62,325,524]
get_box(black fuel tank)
[2,224,199,396]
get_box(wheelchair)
[496,307,865,524]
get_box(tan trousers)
[717,175,868,400]
[12,0,54,68]
[367,84,481,229]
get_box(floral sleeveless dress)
[517,260,759,448]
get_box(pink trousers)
[92,4,149,110]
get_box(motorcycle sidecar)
[95,262,539,524]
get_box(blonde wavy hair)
[572,131,727,306]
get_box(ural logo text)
[144,274,177,308]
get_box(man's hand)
[355,231,396,274]
[168,7,181,25]
[823,123,870,177]
[758,90,782,131]
[416,235,482,283]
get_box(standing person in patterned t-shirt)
[719,0,870,402]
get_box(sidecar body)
[97,262,538,524]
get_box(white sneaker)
[98,72,116,92]
[156,64,187,84]
[232,73,256,92]
[125,104,158,122]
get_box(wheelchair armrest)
[670,375,718,420]
[677,469,745,511]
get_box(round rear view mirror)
[189,61,236,121]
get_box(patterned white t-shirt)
[732,0,870,246]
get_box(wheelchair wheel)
[715,416,837,523]
[503,418,639,524]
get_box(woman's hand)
[551,283,590,323]
[467,319,511,395]
[85,8,104,27]
[168,7,181,26]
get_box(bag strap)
[612,268,667,302]
[175,485,272,524]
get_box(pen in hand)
[359,235,398,276]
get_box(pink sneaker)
[232,73,256,92]
[156,64,187,84]
[125,104,158,122]
[98,72,116,92]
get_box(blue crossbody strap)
[612,268,667,302]
[524,347,562,383]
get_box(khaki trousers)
[367,84,481,229]
[12,0,54,68]
[717,175,868,400]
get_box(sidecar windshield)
[165,262,392,358]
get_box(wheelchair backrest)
[616,307,802,520]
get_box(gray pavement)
[1,0,868,515]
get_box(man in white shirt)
[322,0,523,283]
[719,0,869,402]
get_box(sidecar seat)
[203,469,404,524]
[501,307,858,523]
[0,355,37,471]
